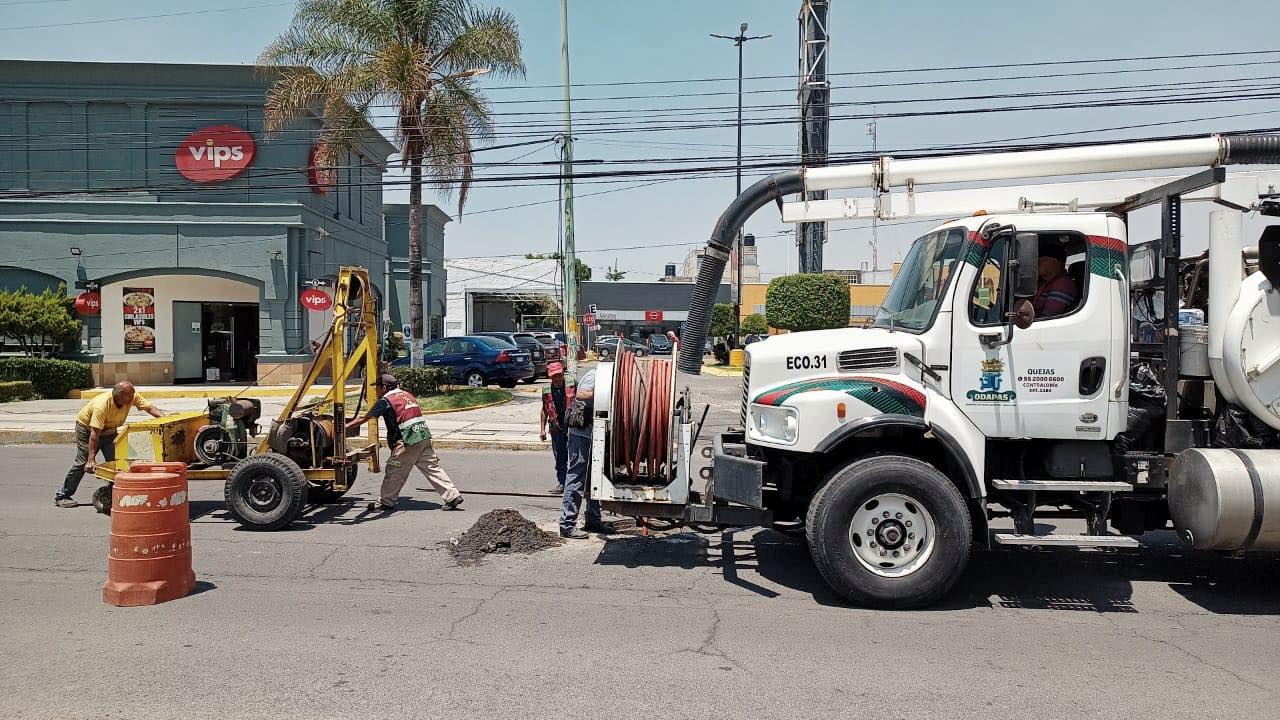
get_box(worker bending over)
[346,373,464,513]
[57,380,164,508]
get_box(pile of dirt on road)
[448,509,563,564]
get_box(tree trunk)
[408,147,424,367]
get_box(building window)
[752,304,765,314]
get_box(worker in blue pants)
[559,367,612,539]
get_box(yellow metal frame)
[96,266,381,487]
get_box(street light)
[712,22,770,346]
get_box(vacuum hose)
[1224,133,1280,165]
[678,171,803,374]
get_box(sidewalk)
[0,386,547,451]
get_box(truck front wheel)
[806,454,971,609]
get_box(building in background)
[663,233,760,285]
[0,60,394,385]
[579,281,730,341]
[384,203,448,342]
[443,258,560,336]
[740,261,900,329]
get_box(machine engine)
[193,398,262,465]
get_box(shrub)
[766,274,851,331]
[709,303,737,339]
[0,380,34,403]
[0,357,94,399]
[0,285,81,357]
[741,313,769,336]
[390,366,452,396]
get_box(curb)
[0,428,548,452]
[79,386,351,400]
[700,365,744,377]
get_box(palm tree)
[259,0,524,359]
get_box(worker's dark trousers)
[58,424,114,500]
[550,430,568,487]
[560,431,601,533]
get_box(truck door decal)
[1087,235,1126,279]
[754,376,925,417]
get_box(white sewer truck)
[588,133,1280,608]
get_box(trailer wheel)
[308,463,358,504]
[806,454,971,609]
[92,484,112,515]
[225,454,308,531]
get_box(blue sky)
[3,0,1278,280]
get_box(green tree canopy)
[741,313,769,336]
[709,303,736,338]
[766,274,850,331]
[0,285,80,358]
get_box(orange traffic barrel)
[102,468,196,607]
[129,461,189,481]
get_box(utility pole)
[867,116,879,271]
[712,22,770,345]
[798,0,830,274]
[560,0,579,373]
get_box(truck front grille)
[740,360,751,429]
[838,347,898,372]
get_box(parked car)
[595,336,649,360]
[646,334,673,355]
[475,331,547,380]
[530,331,566,363]
[417,335,534,388]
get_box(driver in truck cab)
[1032,242,1080,318]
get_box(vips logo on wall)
[643,310,664,322]
[175,125,256,183]
[307,144,336,194]
[299,288,333,312]
[73,291,101,317]
[122,288,156,354]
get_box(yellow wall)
[739,282,891,329]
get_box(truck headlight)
[752,406,797,444]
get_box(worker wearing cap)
[345,373,464,513]
[56,380,165,508]
[1033,243,1080,319]
[539,362,573,495]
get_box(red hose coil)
[610,350,673,483]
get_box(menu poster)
[122,287,156,354]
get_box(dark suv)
[475,332,547,380]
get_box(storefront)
[577,281,731,343]
[0,60,396,384]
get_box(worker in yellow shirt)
[56,380,164,508]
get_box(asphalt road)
[3,371,1280,719]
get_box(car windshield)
[873,227,967,333]
[650,337,670,347]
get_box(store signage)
[299,288,333,312]
[73,291,101,316]
[175,125,256,183]
[307,143,335,194]
[122,287,156,354]
[644,310,664,322]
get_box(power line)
[0,1,294,31]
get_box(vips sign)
[175,125,256,183]
[122,288,156,354]
[299,288,333,312]
[643,310,664,322]
[307,144,335,194]
[73,291,101,316]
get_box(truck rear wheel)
[806,454,971,609]
[225,453,308,531]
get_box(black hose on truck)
[1224,133,1280,165]
[678,171,803,375]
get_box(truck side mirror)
[1012,232,1040,299]
[1261,225,1280,286]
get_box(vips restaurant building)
[0,60,395,385]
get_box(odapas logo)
[175,125,256,183]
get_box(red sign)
[73,291,101,316]
[582,313,596,327]
[307,144,335,194]
[299,288,333,312]
[175,125,256,183]
[644,310,664,322]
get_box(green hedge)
[766,274,851,331]
[0,357,94,399]
[389,366,452,396]
[0,380,34,403]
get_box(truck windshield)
[872,227,967,333]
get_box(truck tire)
[806,454,971,609]
[308,463,357,504]
[225,453,308,531]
